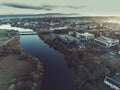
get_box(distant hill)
[0,13,80,19]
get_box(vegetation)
[0,29,8,38]
[0,34,7,38]
[53,29,74,34]
[39,34,116,90]
[0,34,44,90]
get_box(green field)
[0,34,7,38]
[0,29,8,38]
[0,29,9,32]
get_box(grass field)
[0,34,7,38]
[0,29,9,32]
[0,29,8,38]
[0,54,35,90]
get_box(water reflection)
[0,24,75,90]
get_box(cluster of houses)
[55,31,120,90]
[56,31,120,49]
[56,35,80,48]
[10,17,102,32]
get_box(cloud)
[66,6,86,9]
[1,3,56,11]
[1,2,86,11]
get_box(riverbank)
[0,34,44,90]
[37,33,115,90]
[8,24,114,90]
[0,24,75,90]
[7,23,117,90]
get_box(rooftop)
[105,76,120,88]
[95,36,119,43]
[76,32,94,36]
[59,35,76,42]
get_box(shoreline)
[7,24,116,90]
[36,32,115,90]
[0,34,44,90]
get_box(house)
[104,76,120,90]
[68,31,76,36]
[94,36,119,48]
[76,32,95,40]
[56,35,80,48]
[49,26,68,31]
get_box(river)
[0,24,75,90]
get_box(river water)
[0,24,75,90]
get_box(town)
[1,16,120,90]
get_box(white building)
[104,76,120,90]
[68,31,76,36]
[76,32,95,40]
[49,26,68,31]
[94,36,119,48]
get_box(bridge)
[18,31,37,35]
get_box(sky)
[0,0,120,16]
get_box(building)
[56,35,80,48]
[76,32,95,40]
[94,36,119,48]
[68,31,76,36]
[104,76,120,90]
[49,26,68,31]
[104,69,120,90]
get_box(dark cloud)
[1,3,56,10]
[1,2,86,11]
[66,6,86,9]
